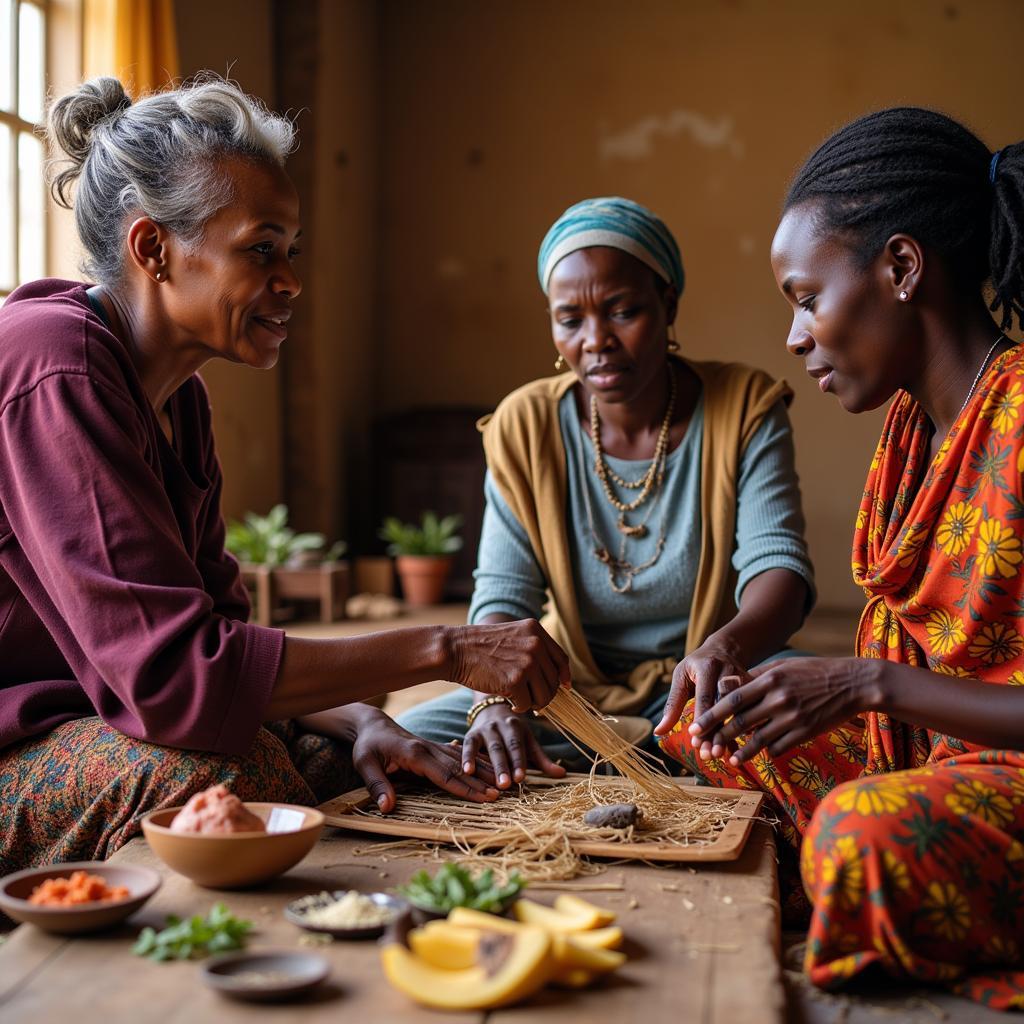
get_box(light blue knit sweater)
[468,393,814,676]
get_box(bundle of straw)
[347,687,737,881]
[537,687,689,802]
[353,776,734,882]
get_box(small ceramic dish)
[0,861,161,935]
[201,950,329,1003]
[284,890,409,939]
[141,803,324,889]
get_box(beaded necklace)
[589,367,676,538]
[581,366,677,593]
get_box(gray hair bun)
[45,74,296,284]
[48,78,132,206]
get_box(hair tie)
[989,149,1003,185]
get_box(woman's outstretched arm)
[268,617,569,720]
[689,656,1024,763]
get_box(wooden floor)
[782,934,1011,1023]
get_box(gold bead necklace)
[589,366,676,537]
[578,433,670,595]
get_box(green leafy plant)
[132,902,253,962]
[378,511,463,557]
[225,504,346,566]
[397,863,524,913]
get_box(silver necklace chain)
[956,336,1005,422]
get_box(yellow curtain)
[83,0,180,95]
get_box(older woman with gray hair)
[0,76,567,871]
[399,197,815,793]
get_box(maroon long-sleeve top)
[0,279,284,755]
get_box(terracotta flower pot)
[395,555,453,606]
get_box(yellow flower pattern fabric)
[977,518,1023,579]
[659,347,1024,1010]
[935,501,980,558]
[925,609,967,656]
[982,381,1024,435]
[853,348,1024,770]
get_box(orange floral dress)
[659,345,1024,1009]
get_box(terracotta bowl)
[141,803,324,889]
[0,861,161,934]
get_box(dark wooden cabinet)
[369,407,490,599]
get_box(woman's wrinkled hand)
[687,656,882,765]
[461,702,567,789]
[350,712,499,813]
[448,620,570,713]
[654,641,750,761]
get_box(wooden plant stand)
[239,561,351,626]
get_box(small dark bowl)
[284,890,409,940]
[201,950,329,1003]
[0,861,161,935]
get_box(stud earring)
[155,271,166,282]
[899,289,909,301]
[667,324,680,353]
[554,354,567,371]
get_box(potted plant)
[226,504,348,625]
[379,511,463,606]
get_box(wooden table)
[0,824,784,1023]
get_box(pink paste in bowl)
[169,784,266,834]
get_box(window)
[1,0,48,297]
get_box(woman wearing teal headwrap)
[399,197,814,784]
[537,196,686,296]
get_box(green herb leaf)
[396,862,525,913]
[132,903,253,963]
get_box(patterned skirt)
[0,717,360,874]
[659,697,1024,1011]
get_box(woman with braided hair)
[657,108,1024,1007]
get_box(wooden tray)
[317,773,762,863]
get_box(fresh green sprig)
[132,902,253,962]
[397,863,524,913]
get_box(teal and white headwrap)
[537,196,684,296]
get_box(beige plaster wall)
[174,0,283,524]
[168,0,1024,609]
[308,0,380,538]
[374,0,1024,609]
[174,0,379,543]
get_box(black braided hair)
[784,107,1024,333]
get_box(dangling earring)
[554,354,567,371]
[667,324,680,353]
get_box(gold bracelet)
[466,695,513,727]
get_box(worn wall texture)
[175,0,1024,609]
